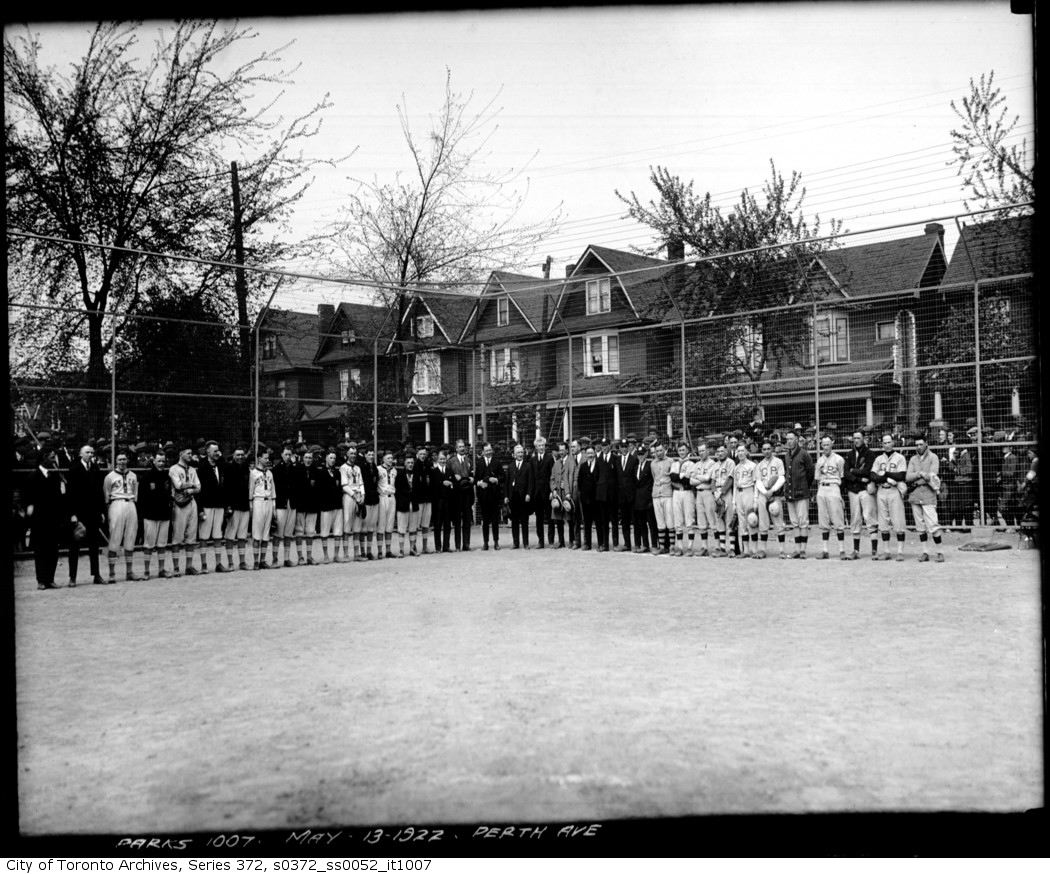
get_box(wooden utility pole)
[231,161,251,388]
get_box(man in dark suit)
[475,442,504,550]
[504,443,534,548]
[594,437,616,550]
[577,446,601,551]
[529,436,555,548]
[632,442,654,553]
[67,443,106,586]
[615,435,639,551]
[430,447,455,552]
[564,439,581,548]
[448,439,475,550]
[25,444,71,589]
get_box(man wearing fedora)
[547,442,570,549]
[24,443,71,589]
[67,443,107,586]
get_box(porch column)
[297,430,303,445]
[1011,386,1021,418]
[666,411,673,437]
[425,419,431,443]
[468,415,475,446]
[562,410,569,442]
[865,397,874,429]
[442,417,450,445]
[933,391,943,422]
[511,413,518,443]
[535,407,541,441]
[613,403,621,440]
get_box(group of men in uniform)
[22,427,952,589]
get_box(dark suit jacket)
[430,464,456,503]
[595,454,615,503]
[577,459,600,505]
[632,458,654,512]
[617,452,638,504]
[66,459,105,522]
[504,459,535,503]
[394,469,417,513]
[197,459,226,508]
[26,467,69,531]
[475,456,504,506]
[410,467,431,506]
[529,450,555,500]
[843,446,876,493]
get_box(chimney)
[667,239,685,262]
[542,256,552,280]
[318,303,335,340]
[565,262,575,278]
[924,222,944,241]
[667,239,686,300]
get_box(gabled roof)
[421,293,478,344]
[259,309,321,372]
[816,232,945,298]
[314,301,393,365]
[941,213,1032,286]
[548,244,677,330]
[461,270,564,339]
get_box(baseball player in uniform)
[843,430,878,560]
[906,436,945,562]
[669,442,697,556]
[814,436,848,559]
[649,442,674,555]
[271,445,298,567]
[690,443,718,556]
[103,451,143,582]
[871,433,908,560]
[294,450,320,565]
[711,445,736,557]
[139,449,174,579]
[754,440,786,558]
[731,444,759,558]
[340,444,366,561]
[196,440,227,573]
[783,431,815,559]
[316,450,344,563]
[248,450,276,570]
[168,444,202,576]
[377,452,398,559]
[414,446,434,554]
[223,447,251,570]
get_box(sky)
[9,2,1035,309]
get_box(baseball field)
[14,529,1043,836]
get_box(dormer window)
[586,278,611,315]
[341,329,356,346]
[414,315,434,338]
[262,334,277,359]
[497,296,510,327]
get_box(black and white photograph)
[5,1,1041,855]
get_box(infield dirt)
[14,530,1043,834]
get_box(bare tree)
[5,21,339,436]
[618,161,840,418]
[950,70,1034,211]
[332,69,561,440]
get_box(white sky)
[10,2,1035,300]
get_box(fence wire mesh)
[9,206,1037,550]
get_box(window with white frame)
[496,296,510,327]
[730,322,766,373]
[350,367,361,387]
[341,329,356,346]
[585,333,619,376]
[875,321,895,343]
[276,379,287,399]
[808,311,850,365]
[338,369,350,400]
[262,333,277,359]
[413,351,441,394]
[490,346,520,385]
[414,314,434,338]
[585,278,612,315]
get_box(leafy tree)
[331,70,561,440]
[617,161,838,426]
[5,21,337,436]
[950,71,1034,211]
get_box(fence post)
[110,318,117,470]
[680,314,688,442]
[813,293,821,444]
[567,334,573,440]
[954,215,985,525]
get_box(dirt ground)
[13,527,1043,835]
